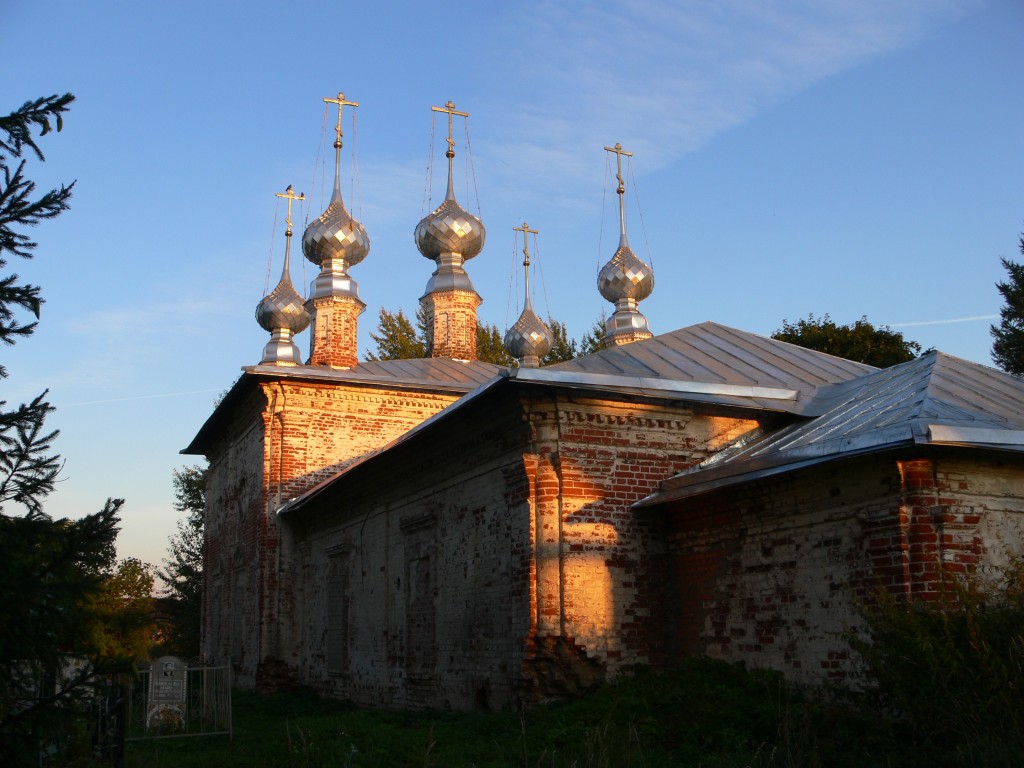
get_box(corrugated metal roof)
[548,321,874,396]
[637,351,1024,507]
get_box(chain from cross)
[276,185,305,236]
[324,92,360,149]
[603,142,633,196]
[513,221,539,266]
[431,100,469,159]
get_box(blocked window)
[231,568,245,664]
[406,554,436,676]
[326,552,349,674]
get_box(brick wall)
[307,294,363,368]
[288,385,761,707]
[201,374,468,688]
[293,389,530,709]
[421,290,480,360]
[522,394,756,686]
[657,449,1024,686]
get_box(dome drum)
[309,259,362,302]
[421,251,477,296]
[260,328,304,366]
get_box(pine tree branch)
[0,94,74,161]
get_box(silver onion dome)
[598,240,655,303]
[414,196,485,261]
[504,222,552,367]
[301,186,370,269]
[504,305,552,364]
[256,271,310,335]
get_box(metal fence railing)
[124,665,232,741]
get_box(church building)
[184,94,1024,709]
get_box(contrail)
[888,315,998,328]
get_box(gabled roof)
[259,357,502,390]
[279,323,883,515]
[182,357,501,455]
[547,321,875,398]
[636,351,1024,507]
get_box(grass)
[124,658,935,768]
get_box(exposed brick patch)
[518,635,606,701]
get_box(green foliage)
[365,307,426,361]
[476,320,514,365]
[0,390,61,515]
[772,313,922,367]
[157,464,208,658]
[578,314,607,356]
[991,235,1024,376]
[126,659,916,767]
[851,562,1024,765]
[87,557,155,661]
[367,306,608,366]
[0,93,137,764]
[0,499,125,761]
[542,319,577,365]
[0,94,75,266]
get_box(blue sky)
[3,0,1022,568]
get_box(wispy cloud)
[479,0,977,198]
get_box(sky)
[2,0,1022,569]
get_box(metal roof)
[245,357,502,390]
[182,357,502,455]
[547,321,874,398]
[636,351,1024,507]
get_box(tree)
[87,557,155,662]
[772,314,922,367]
[0,499,124,760]
[476,320,514,366]
[578,315,607,356]
[0,94,129,760]
[367,306,608,366]
[542,320,577,365]
[366,307,426,361]
[157,464,207,658]
[990,235,1024,376]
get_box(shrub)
[851,561,1024,765]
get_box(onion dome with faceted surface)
[504,305,552,364]
[415,191,485,262]
[301,182,370,269]
[256,267,310,335]
[597,238,655,303]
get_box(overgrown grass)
[127,658,918,768]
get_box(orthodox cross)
[431,100,468,159]
[604,142,633,237]
[276,185,305,237]
[324,92,359,150]
[512,221,538,267]
[513,221,539,308]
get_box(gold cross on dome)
[432,100,469,157]
[512,221,539,266]
[603,142,633,196]
[275,185,305,236]
[324,92,359,148]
